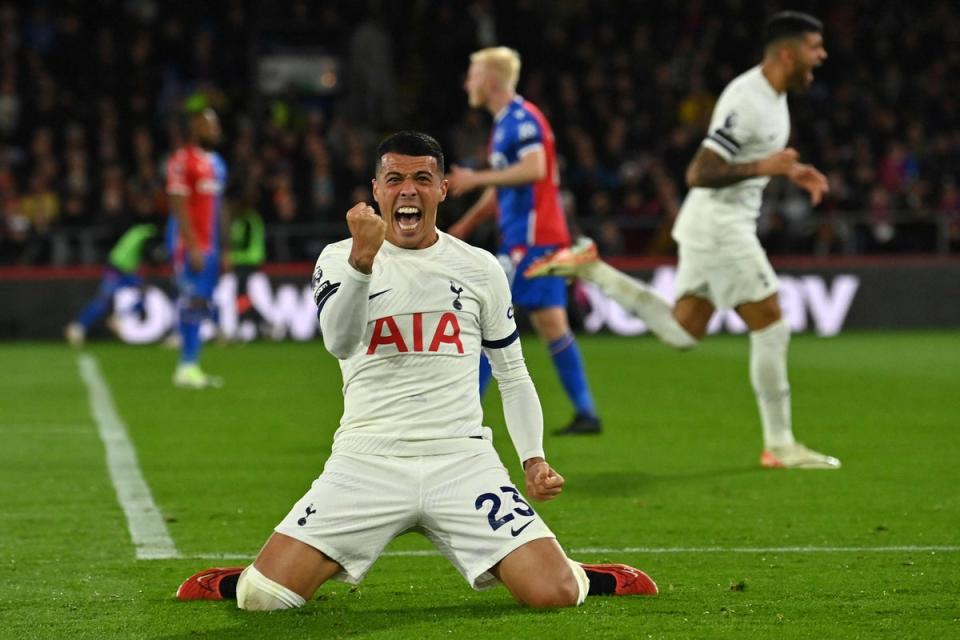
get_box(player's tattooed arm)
[685,146,800,189]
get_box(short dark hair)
[763,11,822,48]
[375,131,445,175]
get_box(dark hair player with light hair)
[528,12,840,469]
[176,131,657,610]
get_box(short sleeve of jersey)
[509,109,544,158]
[311,241,352,317]
[479,252,519,348]
[166,150,192,197]
[702,89,758,162]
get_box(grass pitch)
[0,332,958,639]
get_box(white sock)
[749,319,795,449]
[582,261,697,349]
[566,559,590,606]
[236,565,307,611]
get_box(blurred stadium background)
[1,0,958,263]
[1,0,958,340]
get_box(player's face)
[372,153,448,250]
[464,61,489,108]
[787,32,828,93]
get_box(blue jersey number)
[474,486,535,531]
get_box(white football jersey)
[673,65,791,252]
[312,232,518,456]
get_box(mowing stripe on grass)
[78,353,179,560]
[173,545,960,561]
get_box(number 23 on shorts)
[475,486,536,536]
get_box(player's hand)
[188,247,205,272]
[523,457,565,502]
[756,147,800,177]
[346,202,386,274]
[447,165,479,197]
[788,163,829,206]
[220,253,233,273]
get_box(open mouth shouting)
[394,205,423,234]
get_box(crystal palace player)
[166,107,226,388]
[527,12,840,469]
[447,47,601,435]
[176,132,656,609]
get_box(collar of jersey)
[494,95,524,123]
[753,65,783,99]
[381,230,444,257]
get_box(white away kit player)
[176,131,657,610]
[527,12,840,470]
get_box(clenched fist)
[346,202,386,274]
[523,457,565,502]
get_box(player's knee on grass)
[505,558,586,608]
[236,566,306,611]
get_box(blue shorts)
[174,252,220,301]
[501,245,567,311]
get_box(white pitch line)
[170,545,960,562]
[572,545,960,554]
[78,354,179,560]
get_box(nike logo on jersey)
[510,520,534,537]
[368,289,391,300]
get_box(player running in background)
[527,12,840,469]
[166,107,226,388]
[176,131,657,610]
[64,222,164,347]
[447,47,601,436]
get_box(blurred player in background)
[64,222,164,347]
[166,107,226,388]
[528,12,840,469]
[447,47,601,436]
[175,131,657,610]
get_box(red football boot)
[580,563,658,596]
[176,567,244,601]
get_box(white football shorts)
[274,446,556,590]
[673,241,778,310]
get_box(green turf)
[1,332,958,639]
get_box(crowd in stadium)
[0,0,957,266]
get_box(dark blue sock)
[479,353,493,397]
[179,304,203,364]
[549,332,596,417]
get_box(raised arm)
[314,203,385,359]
